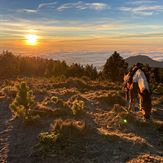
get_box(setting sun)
[25,34,38,46]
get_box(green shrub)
[51,96,59,103]
[39,132,59,146]
[10,82,35,118]
[33,119,87,156]
[9,104,26,118]
[38,119,87,145]
[70,99,85,115]
[44,96,67,109]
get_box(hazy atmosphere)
[1,0,163,65]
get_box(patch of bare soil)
[0,98,12,163]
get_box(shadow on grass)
[3,97,163,163]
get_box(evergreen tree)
[102,51,128,82]
[85,64,98,79]
[10,82,35,117]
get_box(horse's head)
[123,73,129,83]
[123,73,133,90]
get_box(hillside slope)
[126,55,163,68]
[0,78,163,163]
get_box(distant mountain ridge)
[126,55,163,68]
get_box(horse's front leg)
[128,98,132,111]
[128,91,133,111]
[138,95,142,111]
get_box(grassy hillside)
[0,77,163,163]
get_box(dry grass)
[127,153,163,163]
[0,77,162,163]
[95,91,126,106]
[51,119,88,139]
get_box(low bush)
[9,81,40,125]
[34,119,87,153]
[51,96,59,103]
[43,96,67,109]
[39,132,59,146]
[10,82,35,117]
[51,119,87,139]
[70,99,85,115]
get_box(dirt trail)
[0,99,12,163]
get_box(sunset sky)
[0,0,163,62]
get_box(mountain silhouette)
[126,55,163,68]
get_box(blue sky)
[0,0,163,61]
[1,0,163,20]
[1,0,163,38]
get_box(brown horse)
[124,68,152,119]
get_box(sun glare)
[25,34,38,46]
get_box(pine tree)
[10,82,35,117]
[102,51,128,82]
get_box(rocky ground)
[0,78,163,163]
